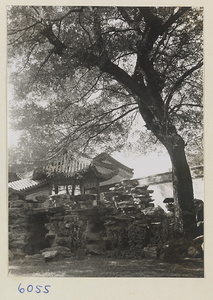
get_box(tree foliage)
[7,6,203,235]
[8,6,203,159]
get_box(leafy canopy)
[7,6,203,163]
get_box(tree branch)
[170,103,203,114]
[32,48,55,83]
[31,6,40,16]
[79,106,138,150]
[162,7,191,32]
[8,21,42,35]
[164,60,203,111]
[51,70,103,119]
[22,43,39,69]
[117,7,143,34]
[78,10,93,45]
[40,24,67,55]
[98,57,162,126]
[117,7,134,27]
[51,7,83,22]
[61,103,137,137]
[51,105,138,153]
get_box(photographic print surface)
[7,6,204,278]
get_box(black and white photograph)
[7,5,204,279]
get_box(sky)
[111,114,172,178]
[112,149,172,179]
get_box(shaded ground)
[9,257,204,277]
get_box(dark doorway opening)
[24,213,50,255]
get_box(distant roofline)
[93,152,134,174]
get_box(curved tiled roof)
[8,178,42,191]
[9,152,134,190]
[41,151,133,180]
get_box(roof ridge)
[93,153,134,173]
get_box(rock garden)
[8,179,204,277]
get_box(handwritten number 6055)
[18,284,51,293]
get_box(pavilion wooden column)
[97,178,101,202]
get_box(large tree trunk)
[159,129,197,238]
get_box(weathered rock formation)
[9,179,204,262]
